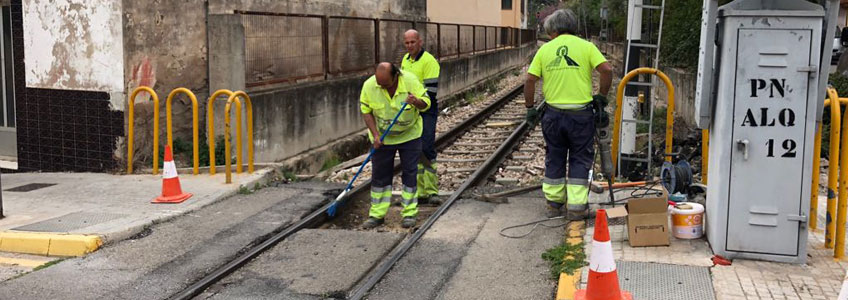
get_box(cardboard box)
[606,187,670,247]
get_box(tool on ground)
[575,209,632,300]
[152,145,193,204]
[595,127,616,206]
[328,102,409,217]
[590,181,649,193]
[479,184,543,203]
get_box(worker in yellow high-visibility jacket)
[525,9,613,220]
[360,62,431,229]
[401,29,442,204]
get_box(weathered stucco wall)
[121,0,208,166]
[23,0,125,107]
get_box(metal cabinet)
[697,0,833,264]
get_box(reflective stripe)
[371,185,392,204]
[403,186,417,194]
[567,177,589,186]
[163,161,178,179]
[371,185,391,193]
[401,197,418,206]
[589,240,616,273]
[426,86,438,93]
[548,102,591,110]
[543,177,566,185]
[423,78,439,85]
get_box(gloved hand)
[526,107,539,124]
[592,94,610,128]
[592,94,609,109]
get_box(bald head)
[375,62,398,90]
[404,29,423,58]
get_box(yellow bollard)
[826,88,842,249]
[231,91,255,174]
[165,88,200,175]
[127,87,160,175]
[207,89,234,175]
[839,103,848,259]
[701,129,709,185]
[223,96,242,184]
[611,68,675,182]
[811,121,822,231]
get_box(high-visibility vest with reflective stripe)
[359,72,431,145]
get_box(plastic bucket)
[669,202,705,239]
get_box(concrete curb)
[555,220,586,300]
[0,232,102,257]
[0,166,281,257]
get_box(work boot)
[420,195,444,206]
[362,217,385,229]
[566,209,589,221]
[401,217,417,228]
[546,201,564,219]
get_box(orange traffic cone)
[152,145,192,204]
[575,209,632,300]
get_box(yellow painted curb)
[556,220,586,300]
[0,256,51,268]
[0,232,102,257]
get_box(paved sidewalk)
[0,168,274,248]
[572,193,847,300]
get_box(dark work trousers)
[372,138,422,191]
[420,100,438,162]
[541,106,595,210]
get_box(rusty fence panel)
[241,14,324,88]
[327,16,376,75]
[440,24,459,58]
[236,11,536,87]
[459,25,474,55]
[380,19,414,65]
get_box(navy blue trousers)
[420,101,438,162]
[372,138,422,188]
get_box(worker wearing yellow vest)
[360,62,431,229]
[525,9,613,220]
[401,29,442,204]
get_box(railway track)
[168,84,544,300]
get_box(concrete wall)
[427,0,500,26]
[250,43,536,163]
[654,67,697,127]
[208,0,426,20]
[23,0,125,108]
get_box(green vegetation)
[157,135,227,168]
[237,184,253,195]
[542,241,587,279]
[320,153,342,172]
[33,259,66,272]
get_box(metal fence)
[236,11,536,89]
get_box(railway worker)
[360,62,432,229]
[524,9,613,220]
[400,29,442,205]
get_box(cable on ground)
[499,216,568,239]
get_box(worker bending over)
[360,62,431,229]
[524,9,613,220]
[401,29,442,204]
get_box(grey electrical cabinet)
[700,0,830,264]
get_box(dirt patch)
[321,194,441,233]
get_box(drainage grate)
[4,183,56,192]
[13,212,127,232]
[617,261,715,300]
[587,216,627,227]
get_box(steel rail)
[347,100,541,300]
[167,84,524,300]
